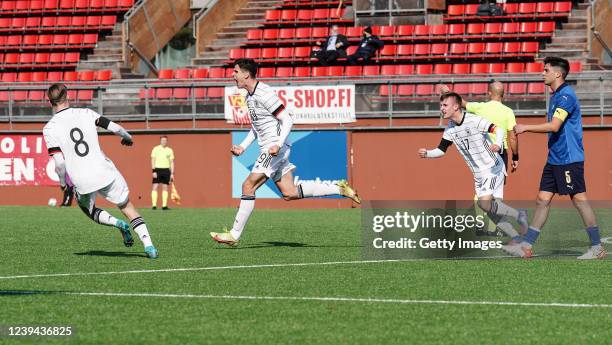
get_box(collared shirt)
[151,145,174,169]
[326,35,337,51]
[466,100,516,150]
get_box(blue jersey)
[547,83,584,165]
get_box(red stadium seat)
[71,16,86,27]
[244,49,260,59]
[328,66,343,76]
[247,29,262,41]
[156,88,172,99]
[452,64,470,74]
[430,24,447,36]
[79,70,95,81]
[258,67,275,78]
[118,0,134,8]
[528,82,546,94]
[20,53,35,64]
[295,27,312,38]
[26,17,41,28]
[346,46,358,55]
[42,17,57,27]
[503,42,521,54]
[415,64,433,74]
[32,71,46,82]
[173,88,191,99]
[293,67,309,78]
[281,9,297,21]
[0,18,10,28]
[537,2,554,13]
[193,68,208,79]
[313,8,329,20]
[278,47,294,59]
[47,71,63,81]
[397,25,414,36]
[1,1,16,11]
[414,25,429,36]
[294,46,310,58]
[570,60,582,72]
[363,65,380,76]
[430,43,448,55]
[12,17,26,28]
[174,69,191,79]
[13,91,29,102]
[345,26,363,38]
[225,68,233,78]
[449,43,466,55]
[60,0,75,9]
[260,47,276,59]
[158,69,173,79]
[77,90,94,101]
[276,67,292,78]
[35,53,49,64]
[380,45,396,57]
[76,0,90,10]
[466,23,484,36]
[101,16,116,26]
[17,72,33,83]
[507,62,525,73]
[345,66,362,76]
[416,84,434,96]
[379,84,397,97]
[379,26,395,37]
[397,45,413,56]
[296,9,313,21]
[520,22,537,34]
[484,23,501,35]
[465,4,479,15]
[7,36,22,46]
[398,84,415,96]
[414,44,430,55]
[265,9,279,20]
[503,3,518,13]
[139,88,155,99]
[29,90,46,101]
[208,68,225,79]
[194,88,206,99]
[485,42,503,54]
[63,71,78,81]
[554,2,572,12]
[262,29,278,40]
[94,70,112,80]
[229,49,244,60]
[525,62,543,73]
[508,83,527,94]
[447,5,464,16]
[521,41,539,53]
[68,34,84,46]
[397,65,414,75]
[23,35,38,46]
[5,53,19,64]
[1,73,17,82]
[468,42,485,55]
[53,35,68,45]
[311,27,328,38]
[434,64,452,74]
[381,65,397,75]
[448,24,464,35]
[471,63,489,74]
[470,83,488,95]
[519,3,536,14]
[44,0,58,8]
[451,83,469,95]
[83,33,98,45]
[56,16,71,27]
[279,28,295,40]
[38,35,52,46]
[538,21,556,33]
[502,22,519,34]
[90,0,104,8]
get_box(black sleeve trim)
[96,116,111,129]
[437,138,453,152]
[512,153,519,161]
[272,104,285,117]
[48,147,62,156]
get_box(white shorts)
[474,170,505,199]
[77,171,130,212]
[252,144,296,182]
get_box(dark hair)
[364,26,372,34]
[234,58,258,78]
[544,56,570,79]
[161,136,168,139]
[47,83,68,106]
[440,91,463,105]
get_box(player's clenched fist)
[490,144,500,152]
[268,145,280,156]
[231,145,245,156]
[121,138,133,146]
[417,148,427,158]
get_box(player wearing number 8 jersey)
[210,59,361,247]
[418,92,528,245]
[43,84,158,259]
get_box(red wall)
[1,126,611,207]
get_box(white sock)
[298,181,340,198]
[490,199,520,220]
[93,208,120,227]
[230,196,255,240]
[495,218,520,239]
[130,217,153,247]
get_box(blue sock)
[512,235,522,242]
[524,226,540,245]
[586,226,601,246]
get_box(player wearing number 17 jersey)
[43,84,158,259]
[210,58,361,247]
[418,92,528,244]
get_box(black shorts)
[539,162,586,195]
[153,168,171,184]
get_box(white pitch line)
[9,291,612,309]
[0,259,405,280]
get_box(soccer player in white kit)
[43,84,158,259]
[210,58,361,247]
[418,92,528,244]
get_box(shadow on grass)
[0,290,55,297]
[218,241,362,250]
[74,250,147,258]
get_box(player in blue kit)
[508,57,606,259]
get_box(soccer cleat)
[501,243,533,258]
[577,246,607,260]
[337,180,361,204]
[152,206,157,210]
[210,230,239,247]
[162,207,170,210]
[116,219,134,247]
[144,245,159,259]
[517,209,529,235]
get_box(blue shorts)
[539,162,586,195]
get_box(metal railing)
[0,72,611,129]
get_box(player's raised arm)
[514,116,563,134]
[95,116,133,146]
[418,138,452,158]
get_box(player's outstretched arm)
[418,138,452,158]
[514,117,563,134]
[96,116,133,145]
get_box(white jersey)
[43,107,117,194]
[246,81,290,150]
[442,112,504,178]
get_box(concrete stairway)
[76,22,133,79]
[539,1,602,70]
[192,0,283,67]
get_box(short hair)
[47,83,68,106]
[160,135,168,140]
[544,56,570,79]
[234,58,257,78]
[440,91,463,106]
